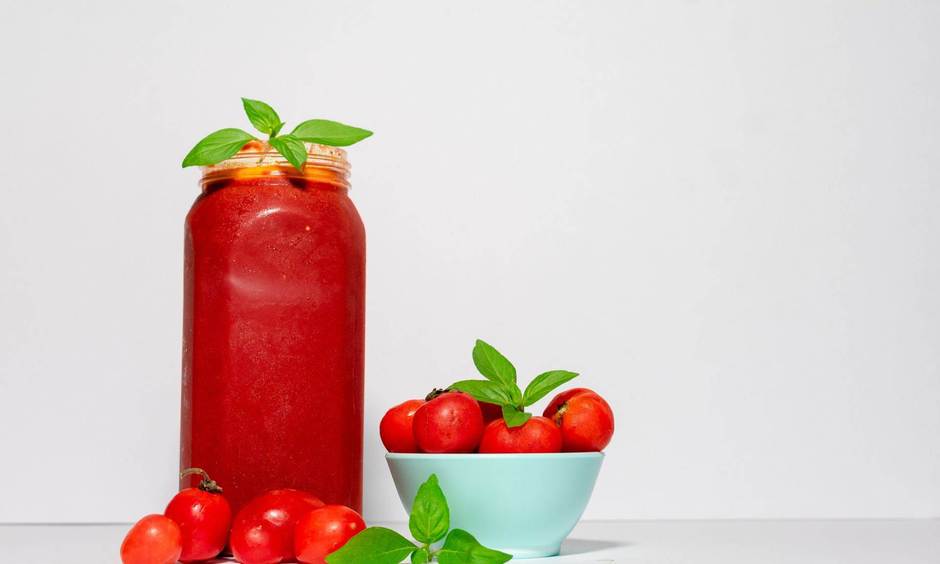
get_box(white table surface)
[1,520,938,563]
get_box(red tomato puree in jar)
[180,141,365,513]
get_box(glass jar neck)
[199,142,350,190]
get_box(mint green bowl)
[386,453,604,558]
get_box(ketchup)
[180,145,365,513]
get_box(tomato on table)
[294,504,366,563]
[230,489,324,564]
[120,514,182,564]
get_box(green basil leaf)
[438,529,513,564]
[450,380,515,406]
[522,370,579,407]
[291,119,373,146]
[501,405,532,428]
[325,527,416,564]
[472,340,517,388]
[411,547,431,564]
[241,97,282,135]
[269,134,308,170]
[409,474,450,544]
[508,384,523,407]
[181,128,256,167]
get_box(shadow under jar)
[180,143,365,514]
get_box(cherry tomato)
[379,399,425,452]
[230,489,324,564]
[543,388,615,451]
[478,416,562,453]
[164,468,232,562]
[120,514,182,564]
[294,505,366,563]
[478,401,503,423]
[412,391,484,453]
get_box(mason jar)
[180,142,365,513]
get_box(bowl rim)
[385,452,604,460]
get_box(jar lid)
[200,141,350,188]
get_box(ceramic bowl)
[386,452,604,558]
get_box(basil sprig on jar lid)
[182,98,372,170]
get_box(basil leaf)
[409,474,450,544]
[508,384,523,407]
[269,134,308,170]
[450,380,514,406]
[411,547,431,564]
[181,128,256,167]
[325,527,416,564]
[522,370,579,407]
[241,97,283,135]
[501,405,532,428]
[291,119,373,146]
[472,340,517,388]
[438,529,512,564]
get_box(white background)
[0,0,938,523]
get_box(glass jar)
[180,143,365,513]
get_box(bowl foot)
[498,545,561,559]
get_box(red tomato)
[478,416,562,453]
[412,391,484,453]
[294,505,366,563]
[479,401,503,423]
[164,468,232,562]
[379,399,425,452]
[120,514,182,564]
[230,489,324,564]
[543,387,589,415]
[543,388,615,451]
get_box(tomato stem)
[180,467,224,494]
[425,387,449,402]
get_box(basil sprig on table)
[327,474,511,564]
[450,340,578,428]
[181,97,372,170]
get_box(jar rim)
[200,142,350,188]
